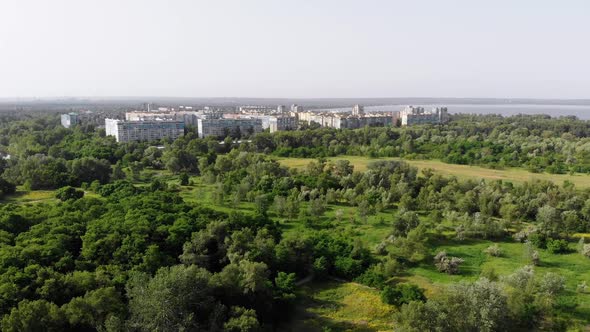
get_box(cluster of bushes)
[395,267,569,332]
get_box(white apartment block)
[400,106,449,126]
[125,111,200,126]
[105,119,185,143]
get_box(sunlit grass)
[289,281,395,332]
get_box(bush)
[484,244,502,257]
[381,283,426,306]
[528,232,547,248]
[333,257,363,279]
[312,257,329,280]
[0,178,16,197]
[355,267,387,288]
[55,186,84,201]
[546,238,569,254]
[434,251,464,275]
[179,172,190,186]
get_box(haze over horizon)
[1,0,589,99]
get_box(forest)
[1,113,590,331]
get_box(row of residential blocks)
[63,104,448,143]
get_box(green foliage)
[223,306,260,332]
[55,186,84,201]
[380,283,425,306]
[179,172,190,186]
[0,178,16,198]
[546,238,570,254]
[2,300,65,332]
[2,115,590,330]
[126,265,216,331]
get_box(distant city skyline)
[1,0,589,99]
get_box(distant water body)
[319,104,590,120]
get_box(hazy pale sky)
[1,0,589,99]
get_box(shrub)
[484,244,502,257]
[538,272,565,295]
[434,251,464,275]
[179,172,190,186]
[531,250,540,266]
[546,238,569,254]
[312,257,329,280]
[355,266,387,288]
[0,178,16,197]
[333,256,363,279]
[528,232,547,248]
[55,186,84,201]
[480,266,499,281]
[381,283,426,306]
[577,281,588,293]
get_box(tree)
[62,287,125,330]
[254,194,271,216]
[536,205,561,237]
[274,272,296,303]
[111,163,126,181]
[394,278,509,332]
[332,160,353,177]
[223,307,260,332]
[126,265,216,331]
[70,157,111,185]
[2,300,65,332]
[272,196,287,217]
[392,211,420,237]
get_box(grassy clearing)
[285,281,395,332]
[407,237,590,321]
[277,156,590,188]
[1,189,56,204]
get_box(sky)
[0,0,589,99]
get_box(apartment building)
[400,106,449,126]
[105,119,185,143]
[197,118,263,138]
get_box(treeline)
[249,114,590,173]
[3,114,590,192]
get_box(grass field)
[285,281,395,332]
[0,189,56,204]
[277,156,590,189]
